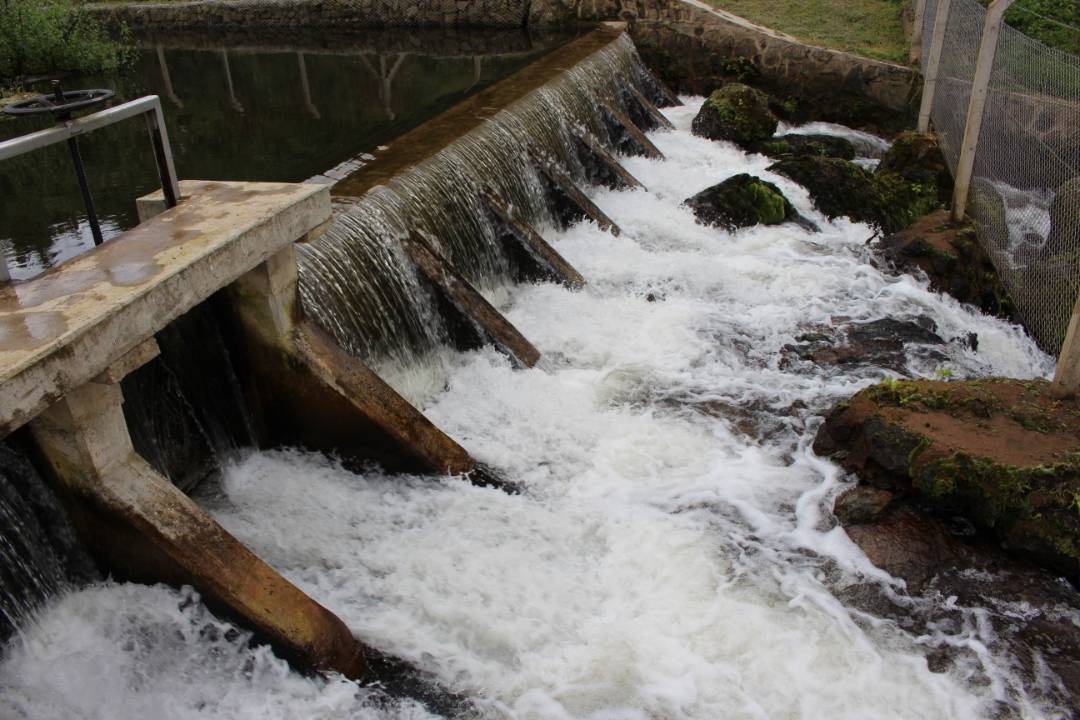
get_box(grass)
[705,0,910,64]
[990,0,1080,54]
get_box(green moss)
[693,84,778,146]
[768,156,942,234]
[914,454,1044,527]
[748,134,856,161]
[684,173,800,231]
[867,379,956,412]
[747,181,787,224]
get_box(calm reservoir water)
[0,30,569,279]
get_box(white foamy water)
[0,583,437,720]
[775,121,893,158]
[0,101,1064,718]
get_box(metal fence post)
[917,0,952,133]
[910,0,928,64]
[0,257,10,283]
[950,0,1015,222]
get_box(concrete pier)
[2,178,491,681]
[481,189,587,288]
[0,180,327,437]
[532,151,622,236]
[401,231,541,368]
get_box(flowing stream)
[0,96,1069,719]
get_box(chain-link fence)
[919,0,1080,355]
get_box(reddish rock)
[816,378,1080,583]
[833,486,893,525]
[875,210,1015,320]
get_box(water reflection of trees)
[0,35,562,278]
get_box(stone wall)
[94,0,920,127]
[94,0,532,30]
[530,0,920,127]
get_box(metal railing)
[0,95,180,283]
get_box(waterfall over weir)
[0,442,96,644]
[3,19,1077,719]
[298,33,659,373]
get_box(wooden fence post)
[950,0,1015,222]
[917,0,953,133]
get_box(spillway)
[0,27,1072,720]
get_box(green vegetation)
[986,0,1080,54]
[708,0,1080,63]
[0,0,130,87]
[705,0,909,63]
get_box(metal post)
[0,255,10,283]
[50,82,105,246]
[0,94,181,223]
[145,100,180,208]
[66,134,105,245]
[950,0,1014,222]
[910,0,928,64]
[918,0,952,133]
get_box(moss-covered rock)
[877,131,953,204]
[684,173,815,232]
[691,84,778,147]
[814,378,1080,583]
[769,156,941,234]
[768,156,877,223]
[746,134,856,161]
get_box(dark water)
[0,30,570,280]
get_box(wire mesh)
[922,0,1080,354]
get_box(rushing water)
[2,92,1070,718]
[298,35,660,378]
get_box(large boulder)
[877,131,953,204]
[691,84,778,146]
[684,173,816,232]
[747,133,856,161]
[815,378,1080,584]
[769,156,940,233]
